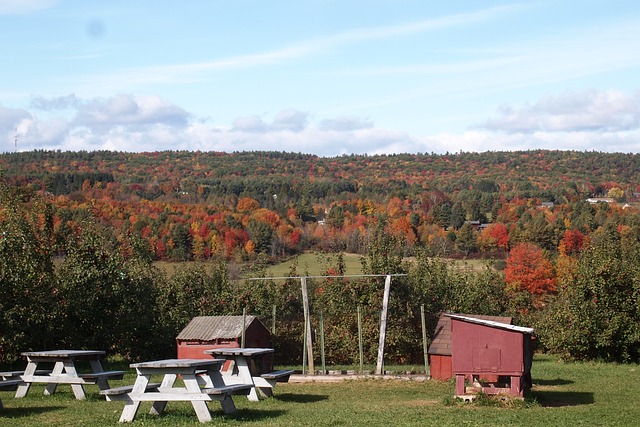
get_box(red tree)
[505,243,556,294]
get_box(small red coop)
[428,312,512,381]
[176,315,272,366]
[446,314,534,398]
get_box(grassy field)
[155,253,494,279]
[264,252,365,277]
[1,354,639,426]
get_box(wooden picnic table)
[14,350,124,400]
[204,348,294,401]
[101,358,251,423]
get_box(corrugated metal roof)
[446,314,534,334]
[176,315,259,341]
[428,312,512,356]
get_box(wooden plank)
[100,382,161,396]
[0,379,23,389]
[261,369,294,381]
[202,384,252,395]
[79,370,126,380]
[130,358,224,369]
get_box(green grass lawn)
[1,354,639,426]
[264,252,365,277]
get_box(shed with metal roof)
[447,314,534,398]
[428,312,512,381]
[176,315,272,360]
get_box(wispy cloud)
[72,4,523,92]
[0,0,57,15]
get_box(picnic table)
[101,358,252,423]
[14,350,124,400]
[204,348,294,401]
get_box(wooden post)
[375,275,391,375]
[421,304,430,378]
[357,305,364,375]
[320,311,326,375]
[272,304,276,335]
[301,277,314,374]
[241,307,247,348]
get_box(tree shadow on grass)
[534,378,574,386]
[273,393,329,403]
[531,390,594,407]
[0,405,66,418]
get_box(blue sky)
[1,0,640,156]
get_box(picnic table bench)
[0,379,24,409]
[204,348,294,400]
[101,358,251,423]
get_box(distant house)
[586,197,614,204]
[538,201,554,209]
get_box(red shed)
[428,312,512,381]
[176,315,272,362]
[447,314,534,398]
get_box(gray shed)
[176,315,272,361]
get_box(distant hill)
[2,150,639,205]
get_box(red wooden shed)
[447,314,534,398]
[176,315,272,361]
[428,312,512,381]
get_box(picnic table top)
[130,358,226,369]
[21,350,105,358]
[204,347,274,357]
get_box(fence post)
[320,311,326,375]
[272,304,276,335]
[241,307,247,348]
[421,304,430,378]
[375,274,392,375]
[301,277,315,374]
[358,305,364,375]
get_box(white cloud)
[4,90,640,156]
[271,109,309,132]
[482,90,640,133]
[319,116,373,131]
[232,115,267,133]
[73,94,190,130]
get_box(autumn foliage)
[504,243,556,295]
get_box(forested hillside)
[2,150,640,365]
[1,149,638,261]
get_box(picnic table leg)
[149,373,176,416]
[15,361,37,398]
[89,358,110,390]
[43,361,68,396]
[120,374,150,422]
[208,369,238,414]
[236,356,259,402]
[60,360,87,400]
[183,374,213,422]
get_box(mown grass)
[264,252,365,277]
[1,354,639,426]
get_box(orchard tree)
[537,224,640,362]
[0,183,56,362]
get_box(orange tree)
[504,242,556,296]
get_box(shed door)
[472,347,501,372]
